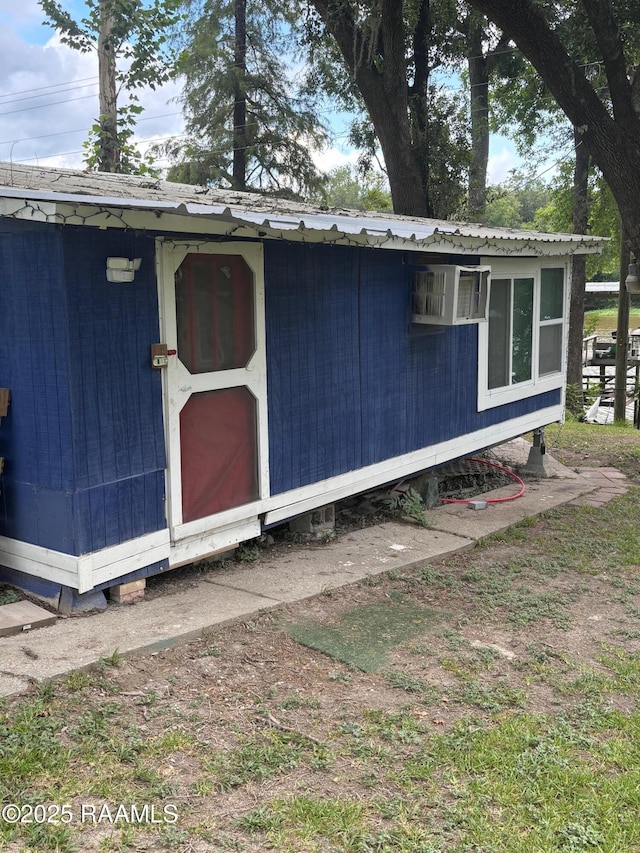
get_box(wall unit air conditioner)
[411,264,491,325]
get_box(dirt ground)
[109,529,639,734]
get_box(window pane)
[539,323,563,375]
[512,278,533,384]
[193,259,216,372]
[457,271,487,319]
[488,279,511,389]
[540,268,564,320]
[215,266,236,370]
[175,254,256,374]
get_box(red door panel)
[180,388,259,522]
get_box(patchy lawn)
[1,422,640,852]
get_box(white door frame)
[156,239,269,550]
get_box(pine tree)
[166,0,327,197]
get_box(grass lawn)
[585,308,640,335]
[1,422,640,852]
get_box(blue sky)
[0,0,522,182]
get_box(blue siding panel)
[359,249,411,465]
[72,471,166,553]
[64,229,166,492]
[265,242,362,494]
[2,482,75,553]
[0,228,74,492]
[0,223,167,559]
[62,228,167,553]
[0,226,76,550]
[266,243,563,496]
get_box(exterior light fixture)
[625,260,640,293]
[106,257,142,283]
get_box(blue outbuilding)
[0,164,603,607]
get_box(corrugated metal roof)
[0,163,606,256]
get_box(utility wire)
[0,93,96,118]
[0,111,183,147]
[0,81,98,107]
[0,76,98,99]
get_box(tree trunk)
[614,239,631,422]
[406,0,435,217]
[97,0,119,172]
[378,109,431,217]
[565,129,590,412]
[467,18,489,221]
[232,0,247,191]
[310,0,429,217]
[466,0,640,258]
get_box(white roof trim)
[0,163,606,256]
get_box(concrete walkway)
[0,439,626,698]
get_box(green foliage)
[484,190,524,228]
[83,103,159,176]
[301,1,473,217]
[40,0,182,173]
[0,698,68,801]
[483,165,618,278]
[165,0,326,196]
[483,174,551,228]
[484,0,639,274]
[531,161,620,278]
[98,648,123,669]
[41,0,182,77]
[313,165,392,211]
[419,84,473,220]
[385,669,437,699]
[0,586,20,605]
[490,45,562,158]
[209,729,327,791]
[385,487,430,527]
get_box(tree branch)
[580,0,635,125]
[310,0,378,86]
[465,0,623,156]
[486,30,512,74]
[410,0,430,97]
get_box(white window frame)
[477,257,570,411]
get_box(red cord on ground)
[439,457,525,504]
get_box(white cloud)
[313,144,360,175]
[487,144,518,185]
[0,36,96,166]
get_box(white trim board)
[262,405,562,527]
[0,530,170,594]
[1,407,562,591]
[3,198,605,257]
[168,517,261,568]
